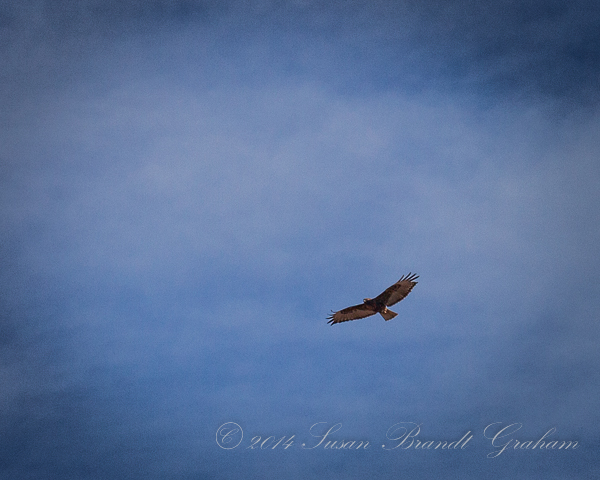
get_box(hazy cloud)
[2,1,600,478]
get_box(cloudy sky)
[1,1,600,478]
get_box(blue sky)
[1,1,600,478]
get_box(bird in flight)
[327,273,418,325]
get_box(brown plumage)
[327,273,418,325]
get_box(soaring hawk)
[327,273,418,325]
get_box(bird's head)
[363,298,372,303]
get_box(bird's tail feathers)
[380,309,398,321]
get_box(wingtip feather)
[400,272,419,283]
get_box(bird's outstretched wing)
[375,273,419,306]
[327,304,377,325]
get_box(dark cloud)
[2,0,600,101]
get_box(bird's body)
[327,273,418,325]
